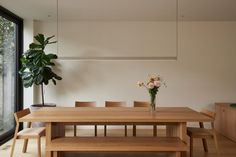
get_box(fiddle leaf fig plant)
[19,34,62,106]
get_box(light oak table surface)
[19,107,213,157]
[20,107,212,123]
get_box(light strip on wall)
[58,56,177,61]
[56,0,59,55]
[176,0,179,60]
[57,0,179,61]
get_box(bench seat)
[47,137,188,152]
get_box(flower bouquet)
[137,74,166,112]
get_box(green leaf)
[46,54,58,59]
[52,79,56,85]
[48,62,55,66]
[45,35,55,43]
[34,34,45,45]
[19,33,62,88]
[48,41,57,44]
[35,75,43,84]
[29,43,42,49]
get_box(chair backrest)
[134,101,149,107]
[199,109,215,129]
[200,109,215,119]
[75,101,96,107]
[14,108,30,125]
[105,101,126,107]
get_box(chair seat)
[17,127,45,139]
[187,127,213,137]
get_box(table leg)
[46,123,52,157]
[166,123,187,157]
[178,123,187,157]
[45,123,65,157]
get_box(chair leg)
[190,137,193,157]
[95,125,97,136]
[133,125,136,136]
[10,136,17,157]
[153,125,157,136]
[125,125,127,136]
[202,138,208,152]
[22,139,28,153]
[37,137,41,157]
[74,125,77,136]
[213,132,219,152]
[104,125,107,136]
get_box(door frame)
[0,5,23,145]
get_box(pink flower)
[154,80,161,87]
[148,82,155,89]
[137,81,144,87]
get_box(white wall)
[31,21,236,112]
[23,20,34,108]
[58,21,177,58]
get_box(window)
[0,6,23,145]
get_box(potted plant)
[19,34,62,109]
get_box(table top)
[19,107,212,123]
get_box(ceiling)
[0,0,236,21]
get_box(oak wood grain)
[47,137,188,152]
[19,107,212,123]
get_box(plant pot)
[230,103,236,108]
[0,119,3,131]
[30,103,56,127]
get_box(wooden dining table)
[19,107,213,157]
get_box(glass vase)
[150,94,156,112]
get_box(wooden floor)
[0,128,236,157]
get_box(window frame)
[0,5,23,145]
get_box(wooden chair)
[187,109,219,157]
[104,101,127,136]
[10,108,45,157]
[74,101,97,136]
[133,101,157,136]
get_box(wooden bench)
[47,137,188,157]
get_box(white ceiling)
[0,0,236,21]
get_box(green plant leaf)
[29,43,42,49]
[34,34,45,45]
[45,35,55,43]
[19,33,62,92]
[35,75,43,84]
[48,41,57,44]
[52,79,56,85]
[46,53,58,59]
